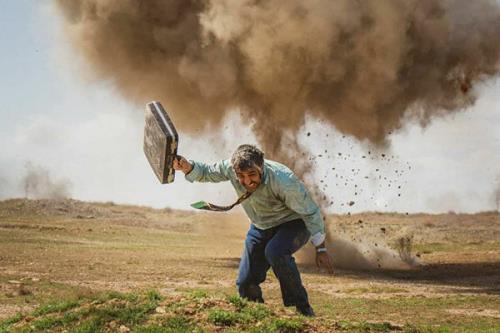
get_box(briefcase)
[143,101,179,184]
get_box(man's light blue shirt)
[185,159,326,246]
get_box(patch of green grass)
[3,290,163,333]
[94,290,138,303]
[188,289,210,300]
[401,325,420,333]
[252,317,305,333]
[0,300,79,332]
[208,300,272,328]
[133,326,173,333]
[0,313,24,333]
[81,294,159,330]
[60,311,81,325]
[339,298,370,314]
[241,303,272,321]
[337,320,400,332]
[134,315,200,333]
[91,300,157,325]
[22,312,79,332]
[163,298,192,312]
[147,290,163,302]
[226,295,247,309]
[72,317,102,333]
[208,308,241,326]
[32,316,63,331]
[272,318,304,332]
[163,315,193,331]
[32,299,80,316]
[133,326,171,333]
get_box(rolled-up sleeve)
[282,179,326,246]
[185,159,232,183]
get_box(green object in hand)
[190,192,253,212]
[191,201,210,210]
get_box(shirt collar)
[261,162,269,185]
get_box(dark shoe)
[245,284,264,303]
[248,296,264,303]
[296,305,315,317]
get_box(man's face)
[235,167,262,192]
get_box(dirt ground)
[0,199,499,331]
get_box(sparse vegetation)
[0,199,499,332]
[0,291,310,332]
[2,288,499,332]
[336,319,399,332]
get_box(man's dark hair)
[231,144,264,171]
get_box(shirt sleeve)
[184,159,232,183]
[281,178,326,247]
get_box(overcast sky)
[0,1,499,214]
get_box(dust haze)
[22,162,73,200]
[493,175,500,212]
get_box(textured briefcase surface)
[143,101,179,184]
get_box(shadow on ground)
[304,261,500,295]
[210,256,500,295]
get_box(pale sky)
[0,1,499,214]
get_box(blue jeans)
[236,219,311,307]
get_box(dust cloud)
[55,0,500,168]
[327,235,419,270]
[55,0,500,269]
[22,162,73,199]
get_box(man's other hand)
[315,251,334,274]
[173,156,193,174]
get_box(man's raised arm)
[173,156,231,183]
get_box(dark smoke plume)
[22,162,73,199]
[55,0,500,170]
